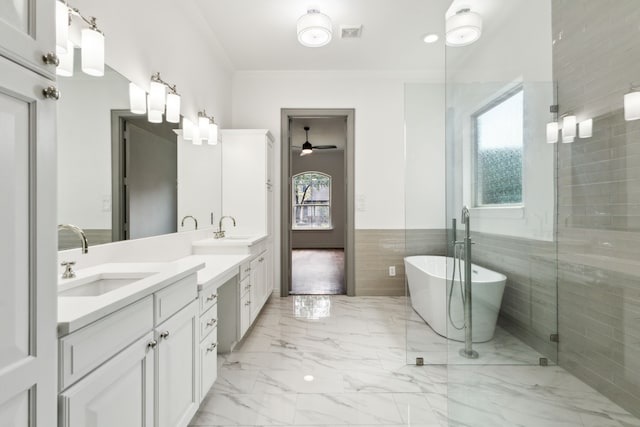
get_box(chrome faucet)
[214,216,236,239]
[181,215,198,230]
[58,224,88,279]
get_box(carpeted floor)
[291,249,345,295]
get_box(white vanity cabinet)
[156,300,199,427]
[221,129,274,236]
[0,41,58,425]
[59,332,155,427]
[197,281,219,403]
[58,273,199,427]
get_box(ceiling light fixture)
[446,8,482,47]
[297,9,332,47]
[423,34,439,44]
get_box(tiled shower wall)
[553,0,640,416]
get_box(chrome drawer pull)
[206,342,217,353]
[206,294,217,302]
[147,340,158,349]
[206,318,217,327]
[160,331,170,340]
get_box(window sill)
[470,206,524,219]
[292,227,334,231]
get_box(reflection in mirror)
[57,49,222,250]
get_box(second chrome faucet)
[214,216,236,239]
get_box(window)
[292,172,331,229]
[473,87,524,206]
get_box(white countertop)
[57,253,253,336]
[57,258,204,336]
[184,254,252,290]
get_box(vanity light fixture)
[56,41,74,77]
[129,83,147,114]
[624,85,640,121]
[56,4,105,77]
[182,118,195,141]
[562,114,577,143]
[166,92,181,124]
[446,8,483,47]
[546,122,559,144]
[297,9,333,47]
[578,119,593,138]
[197,110,218,144]
[147,96,163,124]
[56,0,69,54]
[147,72,181,123]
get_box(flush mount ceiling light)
[297,9,332,47]
[446,8,482,47]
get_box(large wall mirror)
[57,51,222,250]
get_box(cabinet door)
[0,56,57,426]
[156,300,198,427]
[0,0,56,77]
[239,291,251,338]
[199,329,217,403]
[59,332,155,427]
[249,256,261,323]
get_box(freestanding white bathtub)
[404,255,507,343]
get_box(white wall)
[57,66,128,228]
[231,69,445,293]
[74,0,233,127]
[404,83,446,229]
[446,0,555,241]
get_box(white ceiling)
[193,0,451,71]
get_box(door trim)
[280,108,355,297]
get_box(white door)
[156,301,198,427]
[0,55,57,426]
[59,333,155,427]
[0,0,56,77]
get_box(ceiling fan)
[293,126,337,156]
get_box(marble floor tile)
[189,295,640,427]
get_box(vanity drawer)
[239,261,252,281]
[155,273,197,325]
[59,296,154,391]
[239,275,251,298]
[199,303,218,342]
[199,328,218,402]
[199,284,219,315]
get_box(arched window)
[292,172,331,229]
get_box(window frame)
[471,84,525,209]
[291,171,332,230]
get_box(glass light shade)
[301,141,313,154]
[199,116,210,141]
[165,93,181,123]
[297,10,332,47]
[624,91,640,121]
[147,96,162,123]
[546,122,558,144]
[208,122,219,145]
[446,10,482,47]
[182,118,194,140]
[56,42,74,77]
[562,115,577,141]
[423,34,439,44]
[192,127,202,146]
[56,0,69,54]
[149,80,166,114]
[129,83,146,114]
[579,119,593,138]
[81,28,104,76]
[68,20,82,47]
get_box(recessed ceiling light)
[423,34,439,44]
[303,375,314,382]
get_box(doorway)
[111,111,178,241]
[280,109,355,296]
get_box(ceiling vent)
[340,25,362,39]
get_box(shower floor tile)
[189,295,639,427]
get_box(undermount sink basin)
[58,272,155,297]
